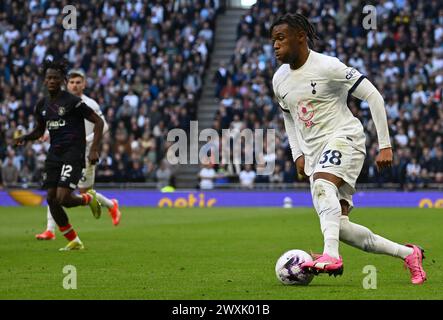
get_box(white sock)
[312,179,341,259]
[47,206,56,233]
[339,216,414,259]
[95,191,114,209]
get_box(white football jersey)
[273,50,367,176]
[81,94,108,147]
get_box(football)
[275,249,314,286]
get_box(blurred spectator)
[239,164,256,189]
[0,0,221,185]
[156,160,172,189]
[269,164,283,184]
[405,158,421,191]
[199,162,216,190]
[2,155,19,187]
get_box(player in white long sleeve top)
[271,13,426,284]
[36,69,121,241]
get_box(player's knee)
[55,193,65,206]
[47,193,57,207]
[340,200,350,216]
[312,179,340,216]
[56,192,73,207]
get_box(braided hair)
[41,58,69,79]
[270,13,319,47]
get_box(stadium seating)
[212,0,443,190]
[0,0,442,190]
[0,0,221,187]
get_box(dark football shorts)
[43,151,85,190]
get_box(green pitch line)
[0,207,441,300]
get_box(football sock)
[81,193,92,205]
[46,206,56,233]
[59,224,78,242]
[312,179,341,259]
[339,216,414,259]
[95,192,114,208]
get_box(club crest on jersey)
[297,101,316,128]
[42,110,46,117]
[311,81,317,94]
[58,106,66,116]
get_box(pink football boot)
[404,244,427,285]
[301,253,344,277]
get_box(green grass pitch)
[0,206,441,300]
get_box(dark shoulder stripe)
[348,75,367,96]
[279,105,290,113]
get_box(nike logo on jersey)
[282,92,289,99]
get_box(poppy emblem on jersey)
[58,107,66,116]
[311,81,317,94]
[297,101,315,128]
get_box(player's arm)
[273,74,305,178]
[273,82,305,177]
[282,112,306,178]
[79,102,104,164]
[351,78,392,171]
[14,103,46,145]
[330,58,392,171]
[86,101,109,143]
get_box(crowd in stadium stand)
[211,0,443,190]
[0,0,223,188]
[1,0,442,191]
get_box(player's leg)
[339,200,412,257]
[47,187,84,251]
[339,199,426,284]
[57,162,101,218]
[301,137,359,275]
[35,206,56,240]
[300,172,345,275]
[36,160,61,240]
[78,164,121,225]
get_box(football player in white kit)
[271,13,426,284]
[36,69,121,240]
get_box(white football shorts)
[78,143,96,189]
[310,136,365,209]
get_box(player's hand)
[39,132,50,143]
[375,147,393,172]
[88,149,100,165]
[14,137,26,146]
[295,155,307,179]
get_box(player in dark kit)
[14,59,104,251]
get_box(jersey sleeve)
[328,57,366,94]
[75,101,95,119]
[272,72,303,161]
[84,98,109,136]
[33,98,45,124]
